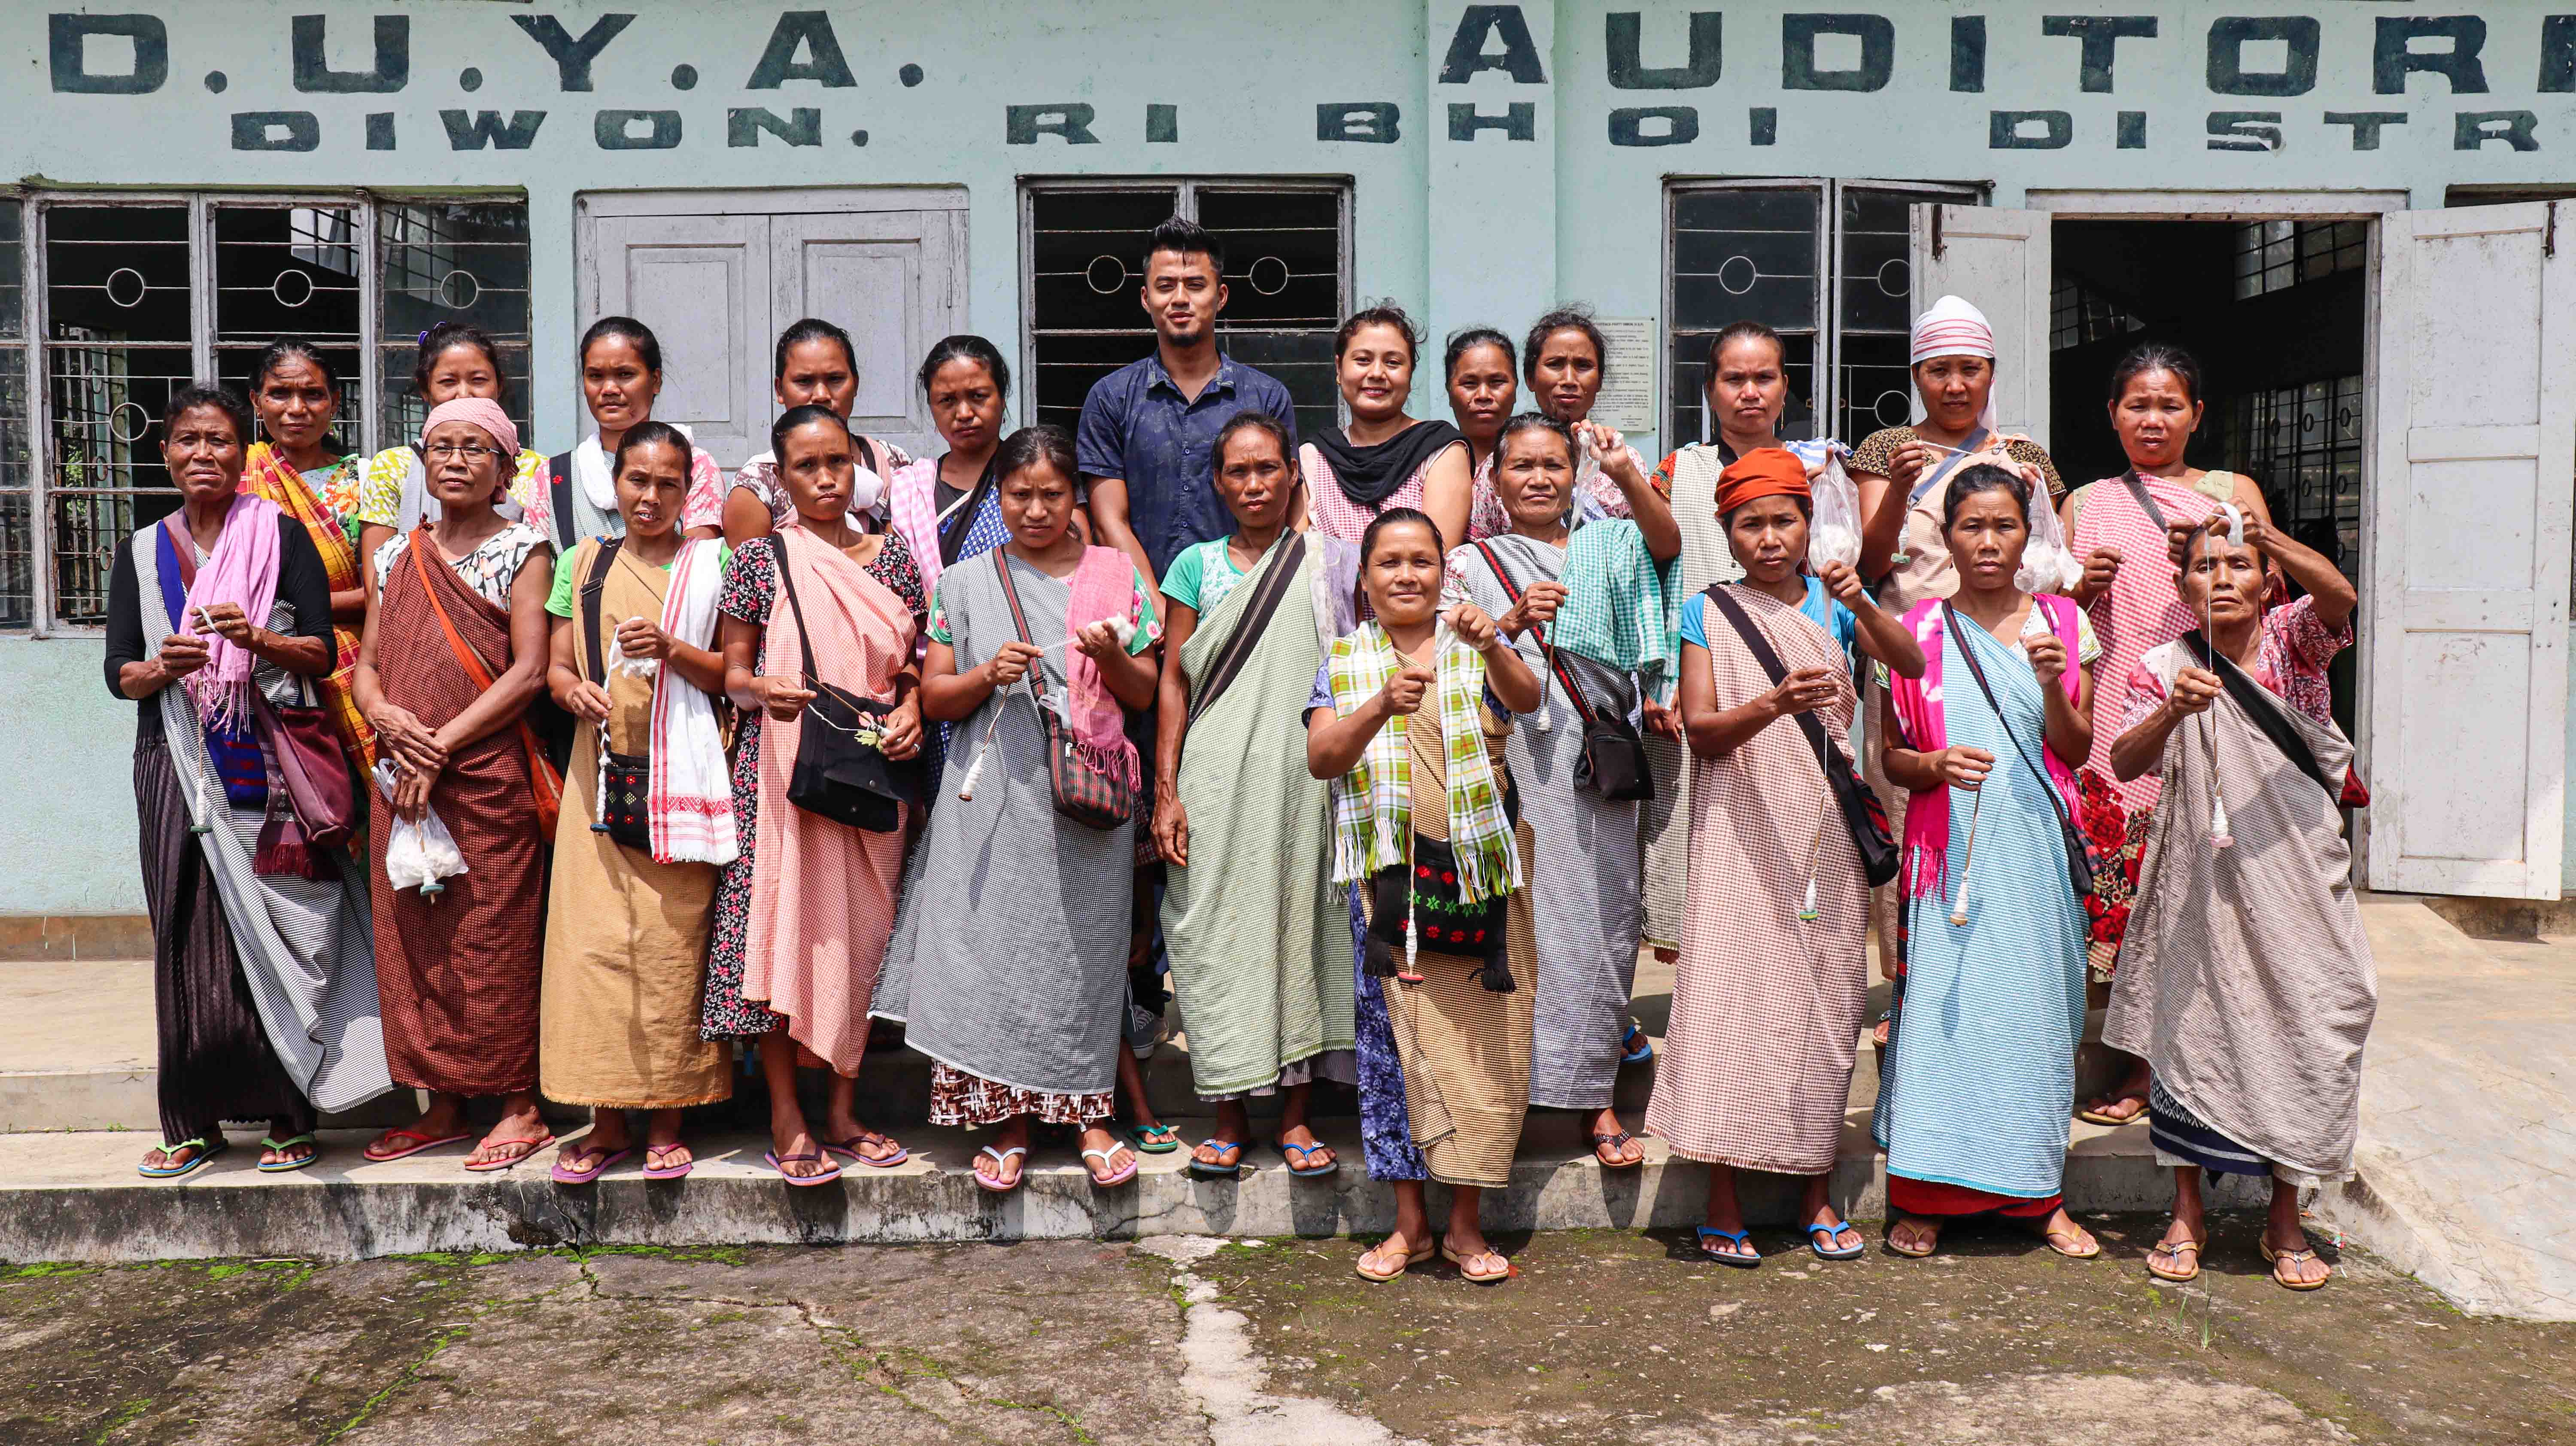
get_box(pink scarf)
[1886,593,2084,900]
[1064,544,1144,790]
[176,492,285,731]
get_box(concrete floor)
[3,1230,2572,1446]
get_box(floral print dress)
[699,528,927,1039]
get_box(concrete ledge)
[0,916,152,963]
[0,1112,2254,1264]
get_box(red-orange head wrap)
[1715,447,1811,516]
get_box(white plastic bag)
[1806,449,1864,574]
[2015,476,2086,595]
[373,762,468,896]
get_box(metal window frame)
[1662,176,1984,445]
[1016,175,1354,427]
[11,186,519,636]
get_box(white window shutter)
[1908,205,2052,449]
[2367,202,2574,899]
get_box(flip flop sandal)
[1620,1024,1654,1066]
[823,1133,910,1169]
[2146,1238,2204,1283]
[641,1145,694,1181]
[361,1127,472,1163]
[2261,1239,2331,1291]
[1590,1130,1646,1170]
[1081,1145,1139,1187]
[1440,1239,1511,1284]
[137,1137,226,1180]
[1355,1236,1437,1282]
[1186,1139,1244,1180]
[550,1146,631,1185]
[766,1150,843,1188]
[1130,1123,1184,1154]
[2032,1221,2101,1260]
[973,1145,1028,1194]
[1884,1220,1940,1259]
[464,1133,557,1173]
[1276,1140,1339,1178]
[1805,1221,1867,1260]
[256,1134,319,1174]
[2076,1094,2148,1127]
[1695,1226,1761,1268]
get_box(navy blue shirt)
[1076,352,1300,577]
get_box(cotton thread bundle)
[955,614,1136,802]
[2205,503,2244,850]
[1949,789,1984,927]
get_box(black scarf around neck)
[1312,419,1464,509]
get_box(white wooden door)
[1908,205,2052,447]
[2366,202,2574,899]
[771,210,964,462]
[589,213,772,467]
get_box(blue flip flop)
[1276,1139,1339,1178]
[137,1137,225,1180]
[1186,1139,1245,1179]
[1805,1220,1867,1260]
[1696,1226,1761,1268]
[1621,1024,1653,1066]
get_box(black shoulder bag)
[1940,601,2099,897]
[991,550,1135,830]
[774,538,916,832]
[2183,630,2365,808]
[547,451,579,553]
[1471,540,1652,802]
[578,537,655,850]
[1700,584,1899,886]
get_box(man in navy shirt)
[1078,217,1300,586]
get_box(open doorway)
[2044,218,2369,738]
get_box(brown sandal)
[2261,1236,2331,1291]
[1441,1239,1510,1284]
[1355,1235,1436,1282]
[2145,1236,2202,1282]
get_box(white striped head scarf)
[1909,295,1999,436]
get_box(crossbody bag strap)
[1473,538,1599,727]
[941,457,1001,565]
[407,528,498,690]
[1907,426,1990,505]
[990,547,1051,716]
[2186,629,2342,800]
[577,536,623,686]
[770,534,823,693]
[1185,532,1306,730]
[548,452,577,553]
[1702,582,1842,782]
[2119,468,2172,535]
[1940,602,2079,838]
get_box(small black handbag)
[990,549,1134,831]
[775,538,916,833]
[578,538,654,851]
[1470,540,1653,802]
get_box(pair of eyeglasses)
[424,441,502,461]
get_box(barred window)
[0,192,530,633]
[2232,221,2367,301]
[1022,179,1350,444]
[1666,179,1980,449]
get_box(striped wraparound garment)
[1646,584,1868,1173]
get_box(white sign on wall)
[1591,315,1659,436]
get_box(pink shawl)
[1065,544,1145,790]
[176,492,286,730]
[1886,593,2084,899]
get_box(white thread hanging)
[1949,790,1984,927]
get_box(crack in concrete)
[1136,1236,1405,1446]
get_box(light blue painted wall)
[5,1,2573,911]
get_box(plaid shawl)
[1325,620,1522,903]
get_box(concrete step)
[0,1111,2246,1264]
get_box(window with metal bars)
[0,193,529,632]
[2050,279,2144,352]
[2224,374,2363,583]
[2232,220,2367,301]
[1666,179,1980,450]
[1022,179,1349,444]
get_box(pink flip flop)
[1081,1144,1139,1188]
[641,1145,694,1181]
[361,1127,472,1163]
[549,1145,630,1185]
[766,1150,842,1187]
[823,1132,909,1169]
[462,1133,556,1173]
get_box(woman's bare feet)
[1589,1107,1644,1167]
[2029,1207,2099,1259]
[1887,1215,1942,1257]
[466,1094,552,1169]
[973,1117,1031,1189]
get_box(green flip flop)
[1130,1123,1183,1154]
[137,1137,225,1180]
[257,1134,320,1173]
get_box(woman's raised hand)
[156,632,210,680]
[563,678,614,723]
[877,698,923,759]
[615,616,674,661]
[1448,602,1502,653]
[1501,580,1567,637]
[754,674,816,722]
[1935,745,1995,790]
[1762,665,1841,720]
[986,640,1043,690]
[2026,630,2068,687]
[1379,664,1435,718]
[1818,559,1868,607]
[194,601,258,645]
[2165,666,2222,719]
[1073,618,1127,662]
[2077,546,2122,602]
